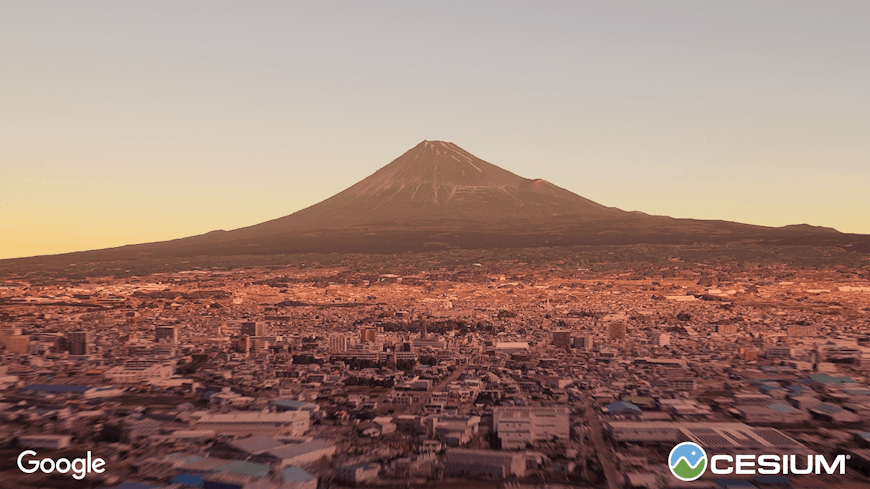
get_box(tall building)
[5,335,30,354]
[329,334,349,352]
[155,326,178,343]
[360,328,377,344]
[0,327,21,349]
[250,337,270,353]
[233,335,251,354]
[551,330,572,349]
[573,335,593,351]
[68,330,89,356]
[241,321,266,337]
[608,322,626,341]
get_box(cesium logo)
[669,442,707,481]
[667,442,851,480]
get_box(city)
[2,259,869,488]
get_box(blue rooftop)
[768,403,800,414]
[812,403,845,415]
[605,401,642,413]
[171,474,203,487]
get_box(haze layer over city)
[2,2,870,489]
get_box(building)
[336,464,380,484]
[809,403,861,423]
[788,324,817,337]
[573,335,593,351]
[104,361,174,384]
[493,407,570,449]
[551,330,572,349]
[5,334,29,354]
[444,448,525,479]
[608,322,626,341]
[250,336,270,353]
[414,337,447,350]
[240,321,266,337]
[155,326,178,343]
[652,378,696,391]
[817,343,861,364]
[765,347,793,359]
[67,330,89,355]
[258,439,336,468]
[492,342,530,354]
[359,328,378,343]
[651,333,670,347]
[717,324,738,335]
[605,421,806,450]
[0,327,17,347]
[193,410,310,437]
[332,350,381,363]
[232,335,251,354]
[328,334,349,352]
[737,403,811,424]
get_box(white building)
[104,361,173,384]
[262,439,335,467]
[493,407,570,449]
[192,410,310,437]
[336,463,380,484]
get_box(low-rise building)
[444,448,525,479]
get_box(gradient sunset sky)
[1,2,868,260]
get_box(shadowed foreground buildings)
[444,448,526,479]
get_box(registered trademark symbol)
[846,455,851,460]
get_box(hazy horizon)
[2,2,869,260]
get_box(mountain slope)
[2,140,866,264]
[244,140,619,235]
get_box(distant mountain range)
[6,140,869,264]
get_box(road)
[433,363,469,392]
[408,363,469,414]
[582,394,623,489]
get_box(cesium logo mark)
[669,442,708,481]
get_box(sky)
[1,1,868,260]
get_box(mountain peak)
[249,140,615,232]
